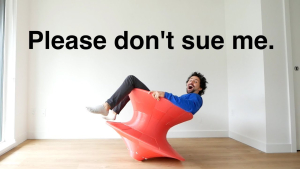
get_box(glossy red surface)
[106,89,193,161]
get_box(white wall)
[27,0,229,139]
[225,0,267,151]
[289,0,300,151]
[12,0,295,153]
[15,0,29,145]
[261,0,292,152]
[225,0,294,153]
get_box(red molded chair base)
[106,89,193,161]
[107,121,185,161]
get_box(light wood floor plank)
[0,138,299,169]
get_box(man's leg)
[111,96,130,114]
[102,96,130,120]
[106,75,150,113]
[86,75,149,118]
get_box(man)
[86,72,207,120]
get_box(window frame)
[0,0,17,156]
[0,0,6,142]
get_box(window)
[0,0,5,142]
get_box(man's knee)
[126,75,136,80]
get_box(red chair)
[106,89,193,161]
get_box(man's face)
[186,76,202,94]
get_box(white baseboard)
[15,133,27,144]
[168,130,228,138]
[18,131,295,153]
[229,131,266,152]
[266,143,292,153]
[0,133,28,156]
[27,131,122,139]
[229,131,293,153]
[28,130,229,139]
[0,140,16,156]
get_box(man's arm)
[164,92,202,114]
[148,91,202,114]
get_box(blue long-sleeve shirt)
[164,92,203,115]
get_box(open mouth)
[188,85,194,90]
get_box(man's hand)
[148,91,165,101]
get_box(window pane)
[0,0,5,142]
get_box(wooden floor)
[0,138,299,169]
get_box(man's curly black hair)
[186,72,208,96]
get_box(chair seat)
[106,89,193,161]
